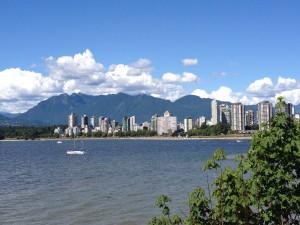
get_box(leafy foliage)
[188,123,231,136]
[149,97,300,224]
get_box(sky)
[0,0,300,112]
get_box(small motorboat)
[66,150,85,155]
[57,141,63,144]
[236,140,242,143]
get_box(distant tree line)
[0,126,67,140]
[187,123,232,136]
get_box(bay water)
[0,139,250,225]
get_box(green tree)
[149,97,300,225]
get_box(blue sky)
[0,0,300,112]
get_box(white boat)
[57,141,63,144]
[66,150,85,155]
[236,140,242,143]
[66,137,85,155]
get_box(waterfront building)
[111,120,118,131]
[231,103,245,131]
[195,116,206,128]
[150,114,158,131]
[142,121,150,130]
[219,104,231,125]
[68,113,77,128]
[99,117,110,133]
[184,117,193,132]
[54,127,63,135]
[211,99,219,125]
[81,114,88,129]
[245,110,254,127]
[122,116,129,132]
[129,116,136,131]
[73,126,81,136]
[156,111,177,135]
[257,101,273,130]
[90,116,96,128]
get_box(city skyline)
[1,1,300,113]
[60,98,298,137]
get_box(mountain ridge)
[0,93,299,126]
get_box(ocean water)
[0,139,250,225]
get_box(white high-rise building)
[129,116,136,131]
[90,116,96,128]
[231,103,245,131]
[257,101,273,130]
[99,117,110,133]
[184,117,193,132]
[68,113,77,128]
[156,111,177,135]
[211,100,219,125]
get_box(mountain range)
[0,93,299,126]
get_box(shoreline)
[0,135,252,142]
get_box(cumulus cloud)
[0,68,61,112]
[192,86,241,103]
[1,49,300,113]
[182,58,198,66]
[275,89,300,105]
[192,76,300,105]
[47,49,104,83]
[162,72,198,83]
[246,77,274,97]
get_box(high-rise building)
[156,111,177,135]
[184,117,193,132]
[68,113,77,128]
[219,104,231,125]
[90,116,96,128]
[129,116,136,131]
[99,117,110,133]
[111,120,118,130]
[257,101,273,130]
[231,103,245,131]
[150,114,158,131]
[285,103,295,118]
[81,114,88,128]
[122,116,129,132]
[195,116,206,128]
[211,100,219,125]
[245,110,254,127]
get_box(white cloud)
[191,89,210,98]
[0,68,61,112]
[182,58,198,66]
[191,76,300,105]
[276,76,298,91]
[192,86,240,103]
[162,72,198,83]
[246,77,274,97]
[1,49,300,113]
[276,89,300,105]
[162,73,181,83]
[182,72,198,82]
[47,49,104,83]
